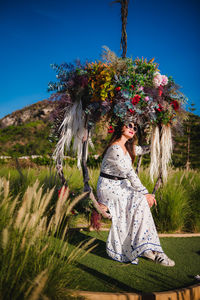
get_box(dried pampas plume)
[150,125,173,183]
[53,100,87,168]
[150,126,160,182]
[161,125,173,182]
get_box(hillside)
[0,100,200,169]
[0,100,56,128]
[0,100,57,157]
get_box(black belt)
[100,172,126,181]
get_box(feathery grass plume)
[15,206,26,229]
[39,244,49,256]
[2,228,9,249]
[0,176,96,299]
[3,178,9,200]
[26,269,48,300]
[101,46,131,74]
[53,186,69,231]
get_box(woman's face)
[122,122,137,139]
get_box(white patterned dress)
[97,144,163,264]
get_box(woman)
[97,121,175,266]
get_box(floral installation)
[49,47,187,133]
[49,47,188,182]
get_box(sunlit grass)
[0,165,200,232]
[0,177,94,299]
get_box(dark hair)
[102,121,136,163]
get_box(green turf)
[67,231,200,294]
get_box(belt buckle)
[114,177,118,180]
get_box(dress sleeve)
[127,168,149,195]
[103,145,149,195]
[135,145,150,156]
[103,146,131,177]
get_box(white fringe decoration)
[53,101,87,168]
[150,126,160,182]
[161,125,173,182]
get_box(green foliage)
[172,109,200,169]
[31,156,52,166]
[0,120,55,157]
[152,173,190,232]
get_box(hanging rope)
[112,0,130,58]
[120,0,129,58]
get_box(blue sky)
[0,0,200,119]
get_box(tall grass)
[140,167,200,232]
[0,165,200,232]
[0,177,95,299]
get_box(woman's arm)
[127,168,149,195]
[135,145,150,155]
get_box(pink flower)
[161,75,168,86]
[138,86,144,91]
[144,96,149,101]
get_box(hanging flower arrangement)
[49,47,188,182]
[49,48,187,131]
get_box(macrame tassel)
[53,101,86,167]
[161,125,173,182]
[150,126,160,182]
[90,209,102,231]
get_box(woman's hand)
[99,203,108,212]
[145,194,157,208]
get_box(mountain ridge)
[0,100,57,128]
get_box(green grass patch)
[68,230,200,293]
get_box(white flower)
[153,72,162,88]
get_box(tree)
[172,103,200,169]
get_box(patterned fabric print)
[97,145,163,265]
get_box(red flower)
[157,104,163,112]
[131,85,134,89]
[170,100,179,111]
[131,95,141,105]
[108,125,114,133]
[129,109,135,114]
[115,86,121,91]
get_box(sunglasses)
[126,123,137,132]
